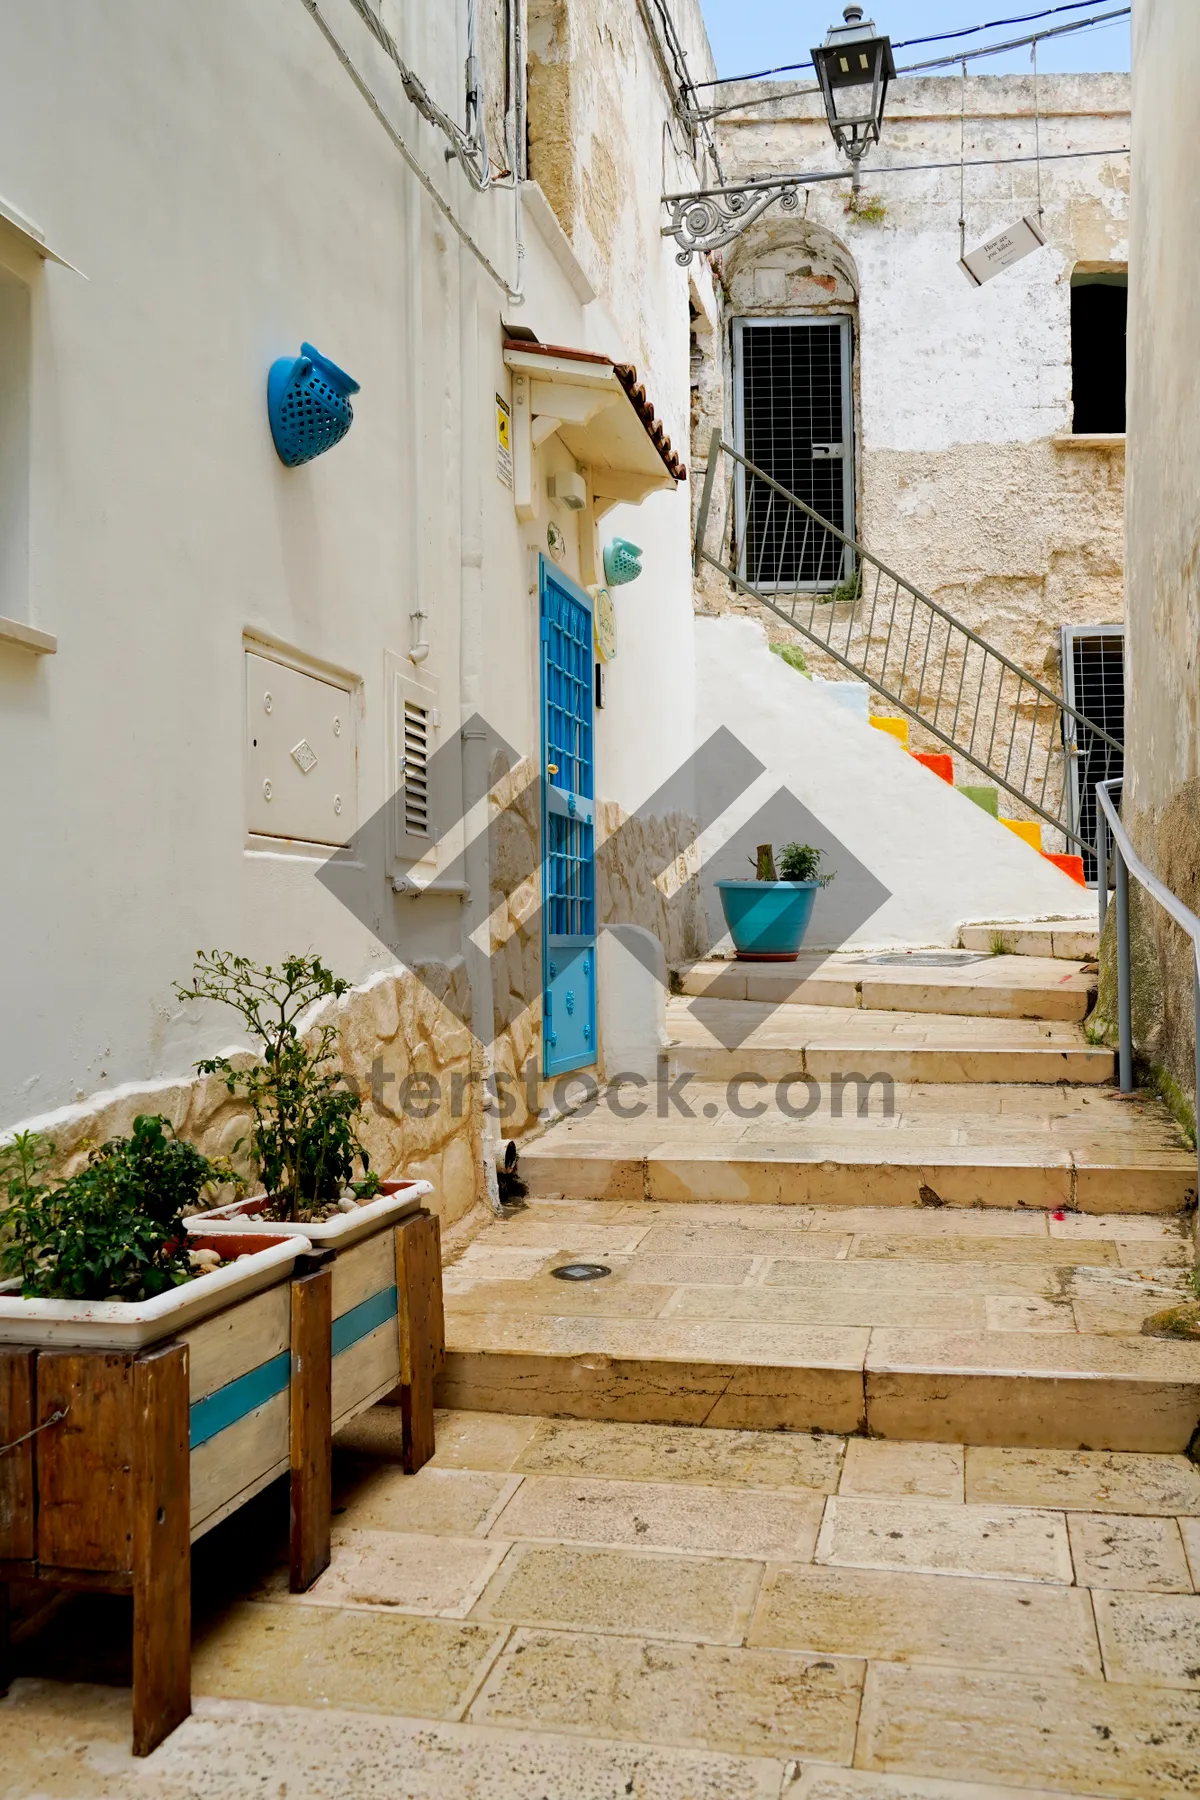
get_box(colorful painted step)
[870,715,909,748]
[959,784,999,817]
[1000,817,1043,852]
[912,751,954,784]
[1043,851,1087,887]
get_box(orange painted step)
[1043,851,1087,887]
[911,751,954,784]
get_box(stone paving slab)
[487,1472,825,1560]
[470,1628,864,1764]
[470,1542,762,1645]
[0,1685,789,1800]
[855,1661,1200,1796]
[512,1417,846,1492]
[815,1495,1073,1584]
[190,1601,505,1718]
[748,1562,1101,1674]
[965,1446,1200,1515]
[1068,1513,1195,1593]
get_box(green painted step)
[959,784,999,817]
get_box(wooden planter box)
[0,1233,332,1755]
[187,1181,444,1469]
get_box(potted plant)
[176,952,440,1451]
[715,841,835,961]
[0,1115,319,1756]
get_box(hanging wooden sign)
[960,215,1046,287]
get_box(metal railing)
[694,430,1123,852]
[1095,783,1200,1205]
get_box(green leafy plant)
[845,190,887,224]
[829,566,862,607]
[771,643,811,678]
[989,930,1015,956]
[0,1116,220,1301]
[746,843,836,885]
[176,952,370,1221]
[352,1170,382,1200]
[779,842,836,886]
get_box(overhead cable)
[663,141,1131,207]
[298,0,523,302]
[694,6,1130,122]
[688,0,1125,90]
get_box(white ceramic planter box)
[0,1234,307,1349]
[186,1180,430,1251]
[186,1182,433,1433]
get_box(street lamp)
[811,5,895,186]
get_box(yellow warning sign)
[495,395,513,489]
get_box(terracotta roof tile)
[502,339,686,483]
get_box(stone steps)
[439,1200,1200,1453]
[959,918,1100,959]
[676,951,1096,1022]
[521,1080,1195,1213]
[665,997,1114,1085]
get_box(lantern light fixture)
[811,5,895,187]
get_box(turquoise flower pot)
[715,879,819,961]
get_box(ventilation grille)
[402,700,430,838]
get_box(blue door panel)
[540,559,597,1077]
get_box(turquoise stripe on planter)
[189,1351,290,1451]
[332,1285,398,1358]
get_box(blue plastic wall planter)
[715,879,820,961]
[267,343,360,467]
[602,538,642,585]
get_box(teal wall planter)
[715,879,819,961]
[268,343,359,467]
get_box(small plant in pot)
[174,951,382,1225]
[0,1114,234,1300]
[716,841,835,962]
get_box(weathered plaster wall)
[1116,0,1200,1119]
[694,75,1130,838]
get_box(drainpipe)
[458,244,503,1214]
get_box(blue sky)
[696,2,1130,84]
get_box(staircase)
[439,956,1199,1454]
[694,431,1123,857]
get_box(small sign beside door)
[495,395,513,489]
[960,215,1046,287]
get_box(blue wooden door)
[539,558,597,1077]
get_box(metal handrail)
[694,430,1123,852]
[1095,780,1200,1167]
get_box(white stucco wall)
[696,616,1090,949]
[0,0,706,1129]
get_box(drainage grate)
[861,951,992,967]
[550,1263,612,1282]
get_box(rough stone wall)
[486,753,709,1132]
[1114,4,1200,1132]
[5,963,484,1232]
[489,754,544,1135]
[692,75,1130,843]
[597,802,708,967]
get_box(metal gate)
[1061,624,1125,885]
[732,315,854,591]
[540,558,596,1077]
